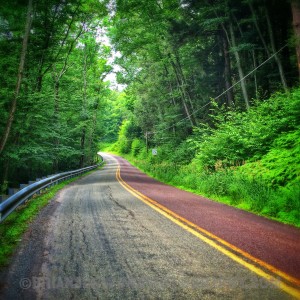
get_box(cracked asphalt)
[0,154,293,299]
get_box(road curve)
[0,153,298,299]
[114,155,300,279]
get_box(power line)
[148,43,288,136]
[214,43,288,101]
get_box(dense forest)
[0,0,112,189]
[106,0,300,226]
[108,0,298,142]
[0,0,300,225]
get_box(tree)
[108,0,297,151]
[292,0,300,80]
[0,0,33,154]
[0,0,111,188]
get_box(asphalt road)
[0,153,298,299]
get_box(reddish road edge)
[113,155,300,285]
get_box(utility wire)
[148,43,288,136]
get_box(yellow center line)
[115,164,300,299]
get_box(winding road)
[0,153,299,299]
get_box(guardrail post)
[20,184,28,190]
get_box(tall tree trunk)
[229,22,250,110]
[88,106,98,165]
[252,50,258,98]
[248,2,270,57]
[221,30,234,106]
[292,0,300,80]
[52,78,60,173]
[80,48,88,168]
[80,129,86,168]
[169,55,195,126]
[35,3,61,92]
[163,63,177,106]
[54,80,59,115]
[265,6,288,91]
[174,52,195,113]
[0,0,33,155]
[50,25,84,171]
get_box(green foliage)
[110,88,300,228]
[151,140,196,165]
[131,138,144,157]
[113,117,142,155]
[117,120,133,154]
[100,91,129,143]
[240,128,300,187]
[0,1,112,187]
[108,0,297,148]
[194,89,300,170]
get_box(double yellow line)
[116,165,300,298]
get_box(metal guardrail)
[0,161,104,223]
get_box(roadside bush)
[172,164,299,226]
[240,127,300,187]
[118,138,131,154]
[167,140,196,165]
[193,88,300,170]
[116,120,131,153]
[116,119,143,154]
[131,139,144,157]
